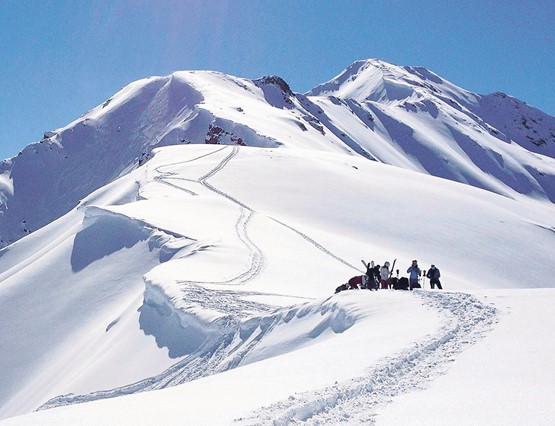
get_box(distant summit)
[307,59,450,103]
[308,58,555,156]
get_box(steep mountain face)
[1,59,554,247]
[309,59,555,156]
[306,59,555,198]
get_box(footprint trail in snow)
[233,290,498,425]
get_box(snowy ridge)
[306,59,555,201]
[2,60,555,424]
[2,59,555,247]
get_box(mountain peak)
[254,75,293,96]
[307,59,417,102]
[307,58,468,105]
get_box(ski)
[361,259,374,270]
[388,258,397,278]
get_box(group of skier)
[336,259,443,293]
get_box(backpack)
[389,277,398,289]
[395,277,409,290]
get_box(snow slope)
[1,59,555,424]
[1,144,555,424]
[306,59,555,200]
[376,289,555,426]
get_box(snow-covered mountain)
[1,59,555,248]
[1,60,555,424]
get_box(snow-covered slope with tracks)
[1,59,555,424]
[1,144,555,424]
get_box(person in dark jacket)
[362,261,379,290]
[371,264,381,290]
[426,265,443,289]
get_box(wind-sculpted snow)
[38,290,498,425]
[234,291,498,425]
[38,295,356,411]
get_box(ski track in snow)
[268,216,361,272]
[233,291,498,425]
[38,147,497,419]
[159,146,265,287]
[155,145,362,285]
[39,290,498,423]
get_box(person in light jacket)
[379,262,390,289]
[426,264,443,289]
[407,260,421,290]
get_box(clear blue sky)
[1,0,553,160]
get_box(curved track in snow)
[233,291,498,425]
[155,145,361,289]
[155,146,264,288]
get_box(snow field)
[4,291,445,425]
[1,143,554,424]
[376,290,555,426]
[234,290,498,425]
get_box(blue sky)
[1,0,553,160]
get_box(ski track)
[155,145,362,280]
[155,145,263,287]
[233,291,498,425]
[39,147,497,418]
[268,216,361,272]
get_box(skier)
[361,260,378,290]
[379,262,390,289]
[426,264,443,289]
[370,263,381,290]
[407,260,421,290]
